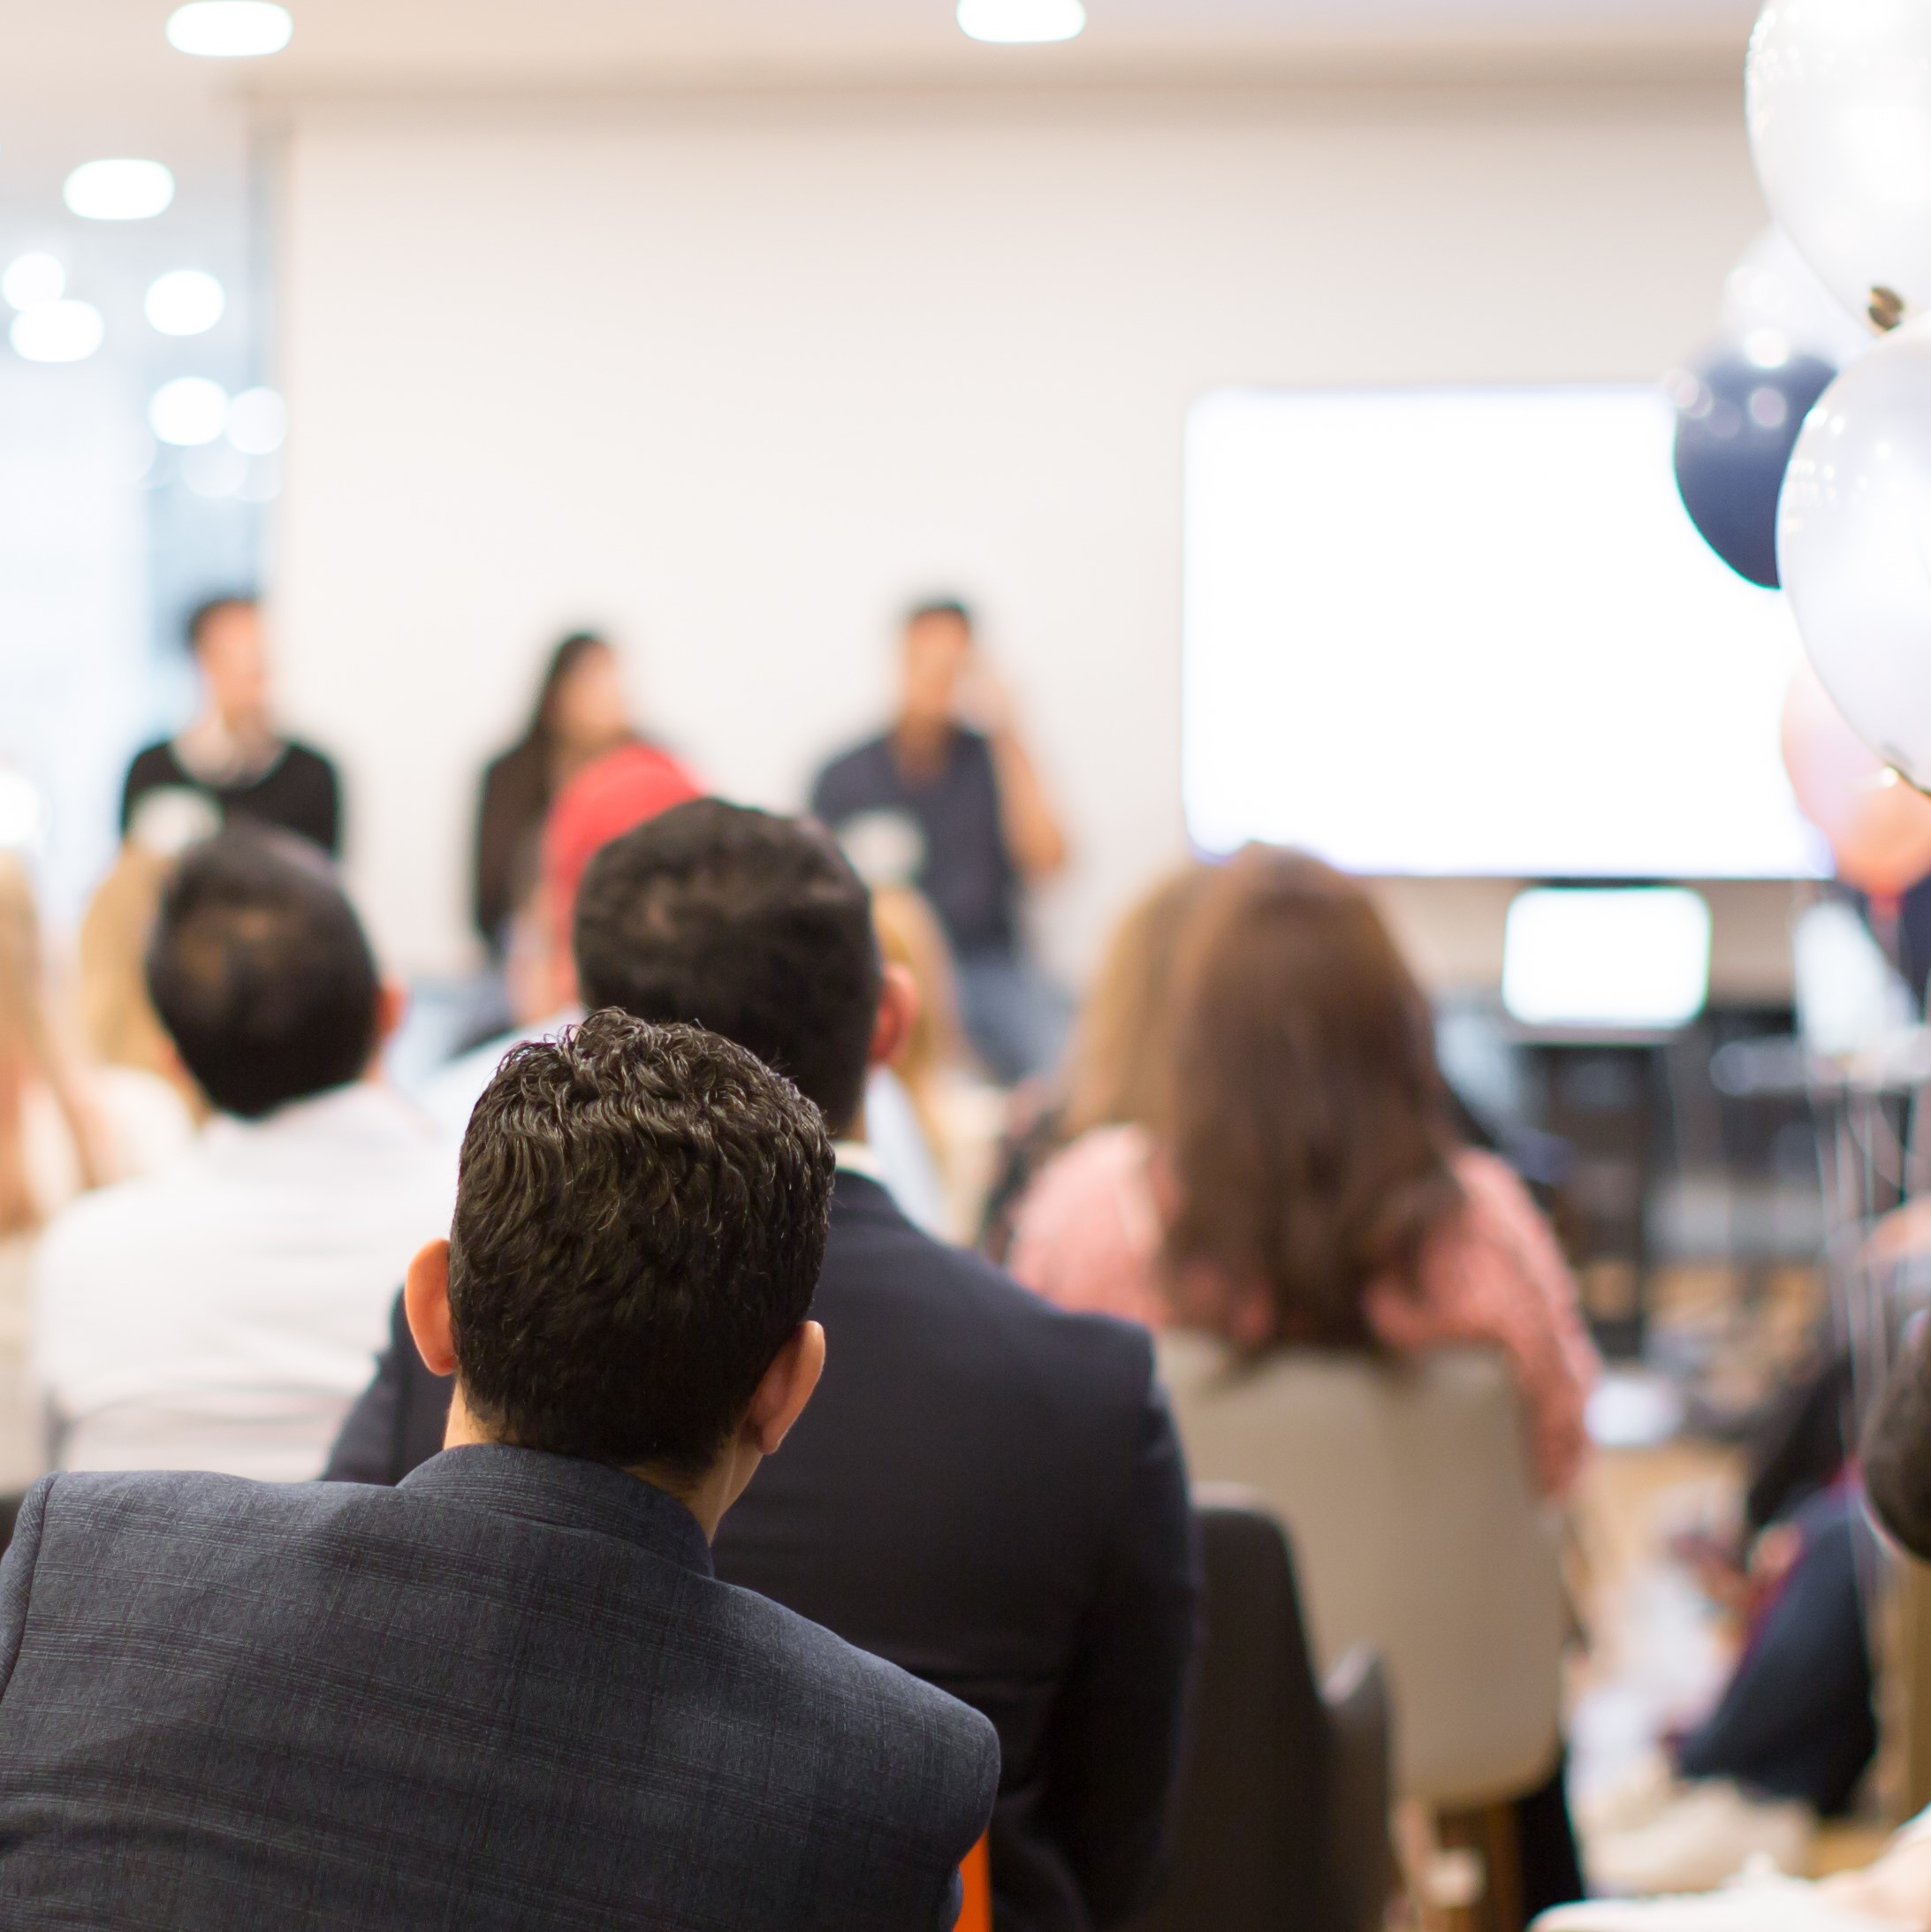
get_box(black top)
[473,743,548,951]
[121,738,341,857]
[0,1450,996,1931]
[323,1171,1201,1932]
[811,727,1017,957]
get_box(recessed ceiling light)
[149,377,229,446]
[957,0,1085,43]
[165,2,293,57]
[2,254,65,311]
[226,386,287,455]
[10,300,104,363]
[65,159,175,222]
[146,269,225,336]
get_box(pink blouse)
[1007,1127,1600,1496]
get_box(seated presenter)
[812,598,1069,1083]
[121,596,341,856]
[0,1010,997,1932]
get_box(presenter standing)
[812,599,1069,1083]
[121,597,340,857]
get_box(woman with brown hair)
[984,861,1210,1276]
[1010,844,1596,1495]
[471,633,636,955]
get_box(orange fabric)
[539,742,703,960]
[954,1834,991,1932]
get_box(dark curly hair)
[449,1009,834,1474]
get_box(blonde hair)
[1062,862,1215,1140]
[0,856,101,1235]
[79,845,194,1101]
[870,886,966,1166]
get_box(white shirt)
[33,1083,455,1483]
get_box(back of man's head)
[573,799,881,1135]
[146,829,378,1119]
[450,1010,834,1473]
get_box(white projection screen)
[1182,384,1829,880]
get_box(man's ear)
[867,963,918,1070]
[744,1320,825,1457]
[402,1238,457,1377]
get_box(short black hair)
[574,799,882,1134]
[906,597,972,632]
[146,829,379,1118]
[449,1011,833,1473]
[185,594,257,650]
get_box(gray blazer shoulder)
[0,1458,1000,1932]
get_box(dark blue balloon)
[1670,341,1836,589]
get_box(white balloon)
[1722,227,1871,370]
[1779,319,1931,787]
[1747,0,1931,335]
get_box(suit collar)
[831,1166,903,1219]
[399,1445,713,1578]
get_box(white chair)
[1157,1335,1565,1811]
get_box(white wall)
[274,80,1774,988]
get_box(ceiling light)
[165,2,292,57]
[957,0,1085,43]
[10,300,104,363]
[2,254,65,311]
[226,386,286,454]
[149,377,229,445]
[146,269,225,335]
[65,159,175,222]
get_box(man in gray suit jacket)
[0,1011,999,1932]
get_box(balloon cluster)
[1715,1,1931,894]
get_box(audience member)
[416,742,701,1143]
[1011,847,1598,1494]
[78,795,223,1115]
[866,884,1002,1242]
[1532,1332,1931,1928]
[990,859,1209,1281]
[812,598,1070,1083]
[0,856,195,1488]
[326,800,1199,1932]
[0,1012,997,1930]
[471,631,637,954]
[34,831,450,1479]
[122,597,341,856]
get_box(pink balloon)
[1782,665,1931,898]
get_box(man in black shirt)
[811,599,1068,1082]
[122,597,341,856]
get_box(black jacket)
[324,1170,1199,1932]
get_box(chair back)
[1158,1337,1563,1806]
[1129,1496,1386,1932]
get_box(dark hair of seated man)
[436,1008,833,1479]
[145,828,378,1118]
[573,797,879,1135]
